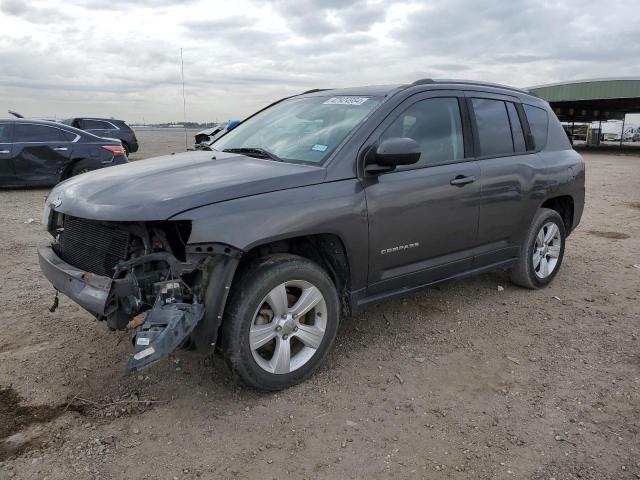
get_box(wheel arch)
[237,233,352,316]
[190,234,352,355]
[61,157,88,180]
[540,195,574,234]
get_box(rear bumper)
[38,243,111,316]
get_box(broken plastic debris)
[24,218,35,224]
[133,347,155,361]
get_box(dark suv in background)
[0,119,127,187]
[62,117,139,154]
[39,79,585,391]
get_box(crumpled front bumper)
[37,243,111,316]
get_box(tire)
[122,143,130,156]
[510,208,566,289]
[71,160,96,177]
[220,254,340,391]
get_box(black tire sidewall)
[222,255,340,391]
[525,209,566,288]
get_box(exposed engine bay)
[45,211,240,371]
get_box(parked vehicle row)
[0,119,127,187]
[38,79,585,391]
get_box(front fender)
[171,180,369,292]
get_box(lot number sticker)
[323,96,369,106]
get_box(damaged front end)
[39,211,240,371]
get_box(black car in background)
[62,117,139,154]
[0,119,127,187]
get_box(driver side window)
[381,97,464,169]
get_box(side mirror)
[366,137,421,173]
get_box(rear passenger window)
[523,104,549,150]
[506,102,526,152]
[13,124,67,142]
[471,98,513,156]
[381,97,464,168]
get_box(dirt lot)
[0,130,638,479]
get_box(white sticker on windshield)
[323,96,369,106]
[311,144,328,152]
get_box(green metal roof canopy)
[526,78,640,122]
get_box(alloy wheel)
[533,221,562,279]
[249,280,327,374]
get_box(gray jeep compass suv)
[39,79,585,391]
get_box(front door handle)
[53,147,68,151]
[450,175,476,186]
[0,150,9,154]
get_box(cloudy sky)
[1,0,639,123]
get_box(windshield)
[212,95,383,164]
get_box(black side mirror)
[365,137,421,173]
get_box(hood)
[48,151,326,221]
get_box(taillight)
[102,145,125,156]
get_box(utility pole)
[180,48,188,151]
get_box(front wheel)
[220,254,340,391]
[510,208,566,289]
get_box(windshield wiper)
[222,147,283,162]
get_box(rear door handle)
[53,147,68,151]
[0,150,9,154]
[450,175,476,186]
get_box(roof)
[526,78,640,102]
[525,78,640,121]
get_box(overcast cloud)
[0,0,638,123]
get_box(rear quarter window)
[61,130,78,141]
[523,104,549,151]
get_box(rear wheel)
[71,160,95,177]
[510,208,566,289]
[220,254,340,391]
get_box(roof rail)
[407,79,529,95]
[411,78,435,85]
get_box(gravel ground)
[0,130,638,479]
